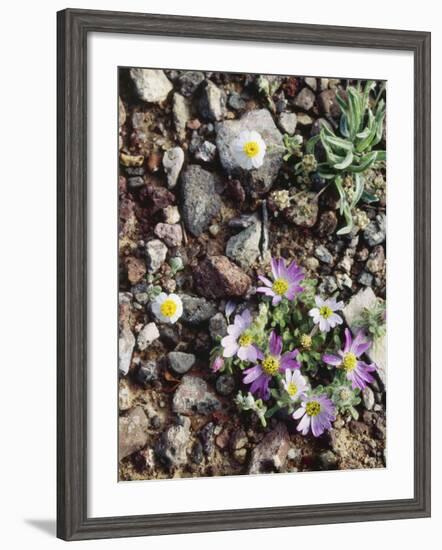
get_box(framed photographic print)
[57,8,431,541]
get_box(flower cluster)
[211,256,378,437]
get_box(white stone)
[129,68,173,103]
[162,146,184,189]
[137,322,160,351]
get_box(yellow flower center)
[243,140,260,158]
[272,278,289,296]
[160,298,178,318]
[262,356,280,376]
[287,382,298,397]
[238,333,252,347]
[306,401,321,417]
[319,305,333,319]
[300,334,312,350]
[342,352,357,372]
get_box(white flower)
[282,369,308,401]
[308,296,344,333]
[232,130,266,170]
[151,292,183,324]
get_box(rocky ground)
[118,68,386,480]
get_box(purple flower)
[308,296,344,333]
[243,331,300,400]
[221,309,258,362]
[322,328,376,390]
[211,356,224,373]
[293,394,336,437]
[257,257,304,306]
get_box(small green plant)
[306,81,386,234]
[282,134,303,162]
[353,298,386,340]
[326,375,362,420]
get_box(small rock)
[180,165,222,236]
[216,109,284,195]
[358,271,373,286]
[209,224,220,236]
[198,80,226,121]
[127,176,144,189]
[362,386,375,410]
[162,205,181,225]
[304,256,319,271]
[233,448,248,464]
[180,294,217,325]
[173,93,192,139]
[119,97,126,126]
[168,351,196,374]
[225,221,262,270]
[151,415,161,430]
[315,244,334,265]
[226,179,246,205]
[296,113,313,126]
[177,71,205,96]
[155,416,191,469]
[228,92,246,111]
[349,420,370,437]
[154,223,183,247]
[162,147,184,189]
[145,239,168,273]
[294,87,315,110]
[278,112,297,135]
[119,380,133,411]
[125,256,146,285]
[363,214,386,246]
[194,140,217,163]
[137,322,160,351]
[305,77,317,91]
[199,422,215,457]
[215,374,235,396]
[129,68,172,103]
[209,313,228,341]
[119,406,149,460]
[173,375,221,415]
[136,361,159,386]
[318,89,342,118]
[248,423,290,474]
[366,245,385,274]
[318,275,338,294]
[191,441,204,464]
[193,255,251,298]
[230,429,248,451]
[144,184,175,213]
[283,191,318,227]
[215,429,230,450]
[119,326,135,375]
[319,450,337,470]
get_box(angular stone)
[193,255,251,299]
[209,312,228,341]
[248,423,290,474]
[366,245,385,274]
[198,80,226,121]
[173,375,221,415]
[162,205,181,225]
[119,326,135,376]
[318,89,342,118]
[278,112,297,135]
[129,68,172,103]
[363,214,386,246]
[226,221,262,270]
[154,223,183,247]
[119,406,149,460]
[180,294,217,325]
[294,87,315,110]
[137,322,160,351]
[125,256,146,285]
[155,416,191,469]
[145,239,168,273]
[119,97,126,127]
[216,109,284,195]
[173,93,192,139]
[162,146,184,189]
[177,71,205,96]
[180,165,222,236]
[168,351,196,374]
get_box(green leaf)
[348,151,378,173]
[337,201,353,235]
[361,190,379,204]
[333,149,354,170]
[306,134,320,154]
[350,173,365,208]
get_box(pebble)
[137,322,160,351]
[173,375,221,415]
[215,374,236,396]
[319,450,338,470]
[162,205,181,225]
[177,71,205,96]
[179,294,217,325]
[318,89,342,118]
[358,271,373,287]
[363,213,386,246]
[283,191,319,228]
[191,441,204,464]
[315,244,334,265]
[278,112,297,135]
[305,77,317,90]
[119,406,149,460]
[230,429,248,450]
[145,239,168,273]
[136,361,159,386]
[162,146,184,189]
[248,423,290,474]
[193,255,251,299]
[297,113,314,125]
[366,245,385,274]
[194,140,217,163]
[125,256,146,285]
[172,93,192,139]
[129,68,172,103]
[119,326,135,376]
[316,211,338,236]
[225,221,262,270]
[127,176,144,189]
[154,223,183,247]
[362,386,375,411]
[228,92,246,111]
[294,87,315,110]
[198,80,226,121]
[119,380,133,411]
[155,416,191,469]
[209,312,228,341]
[168,351,196,374]
[180,165,222,236]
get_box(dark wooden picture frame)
[57,8,431,541]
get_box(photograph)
[118,67,387,481]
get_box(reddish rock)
[248,423,290,474]
[226,179,246,205]
[140,184,175,214]
[125,256,147,284]
[193,255,251,298]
